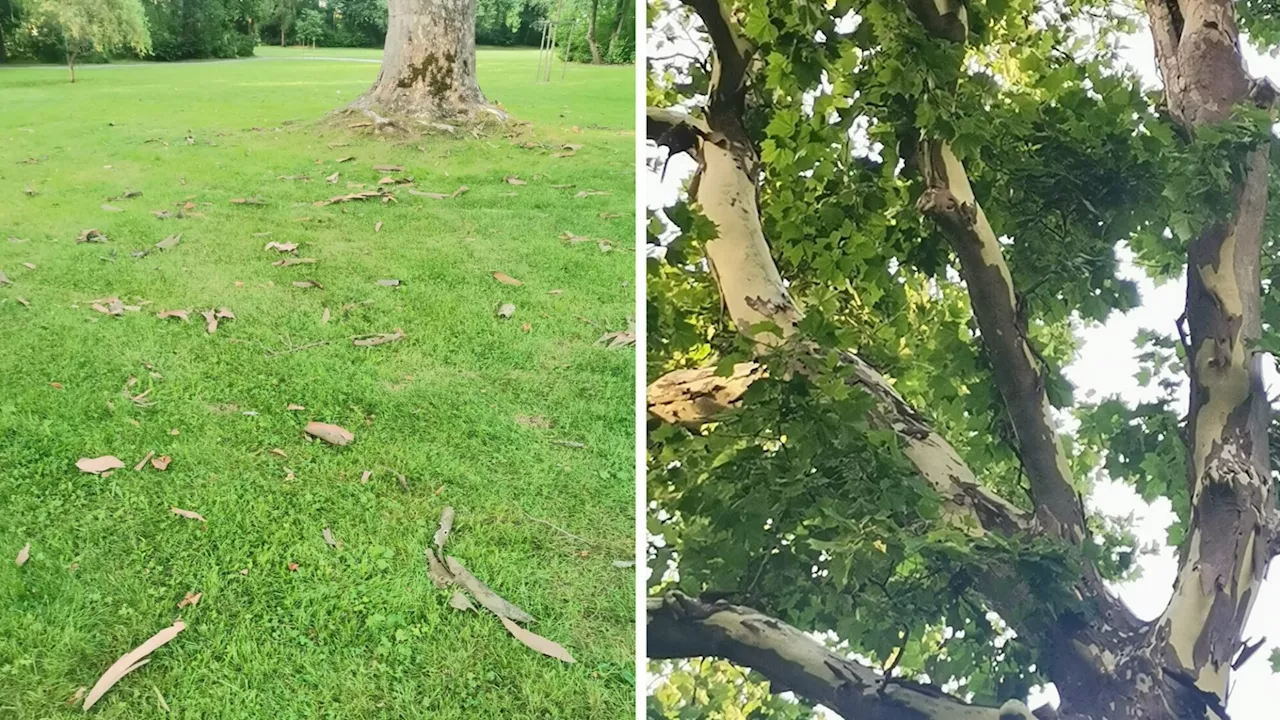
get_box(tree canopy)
[646,0,1280,717]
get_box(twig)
[520,508,596,545]
[265,339,331,358]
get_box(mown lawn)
[0,48,635,719]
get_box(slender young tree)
[647,0,1280,717]
[33,0,149,82]
[348,0,500,125]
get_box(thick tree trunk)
[1141,0,1274,705]
[67,56,76,84]
[586,0,602,64]
[348,0,496,122]
[0,23,8,64]
[280,26,285,46]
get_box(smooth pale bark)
[649,593,1026,720]
[349,0,491,120]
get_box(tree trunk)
[280,25,285,46]
[586,0,602,64]
[0,23,8,64]
[607,0,628,59]
[67,55,76,83]
[348,0,496,122]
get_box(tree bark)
[586,0,602,64]
[646,0,1280,717]
[607,0,628,59]
[649,593,1026,720]
[1141,0,1274,702]
[0,23,8,64]
[67,54,76,83]
[348,0,498,122]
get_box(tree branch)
[914,141,1086,546]
[648,592,1020,720]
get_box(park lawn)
[0,49,636,719]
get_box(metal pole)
[561,18,575,80]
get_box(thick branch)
[648,592,1017,720]
[915,141,1086,546]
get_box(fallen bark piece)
[171,507,206,522]
[78,456,125,474]
[426,549,453,589]
[323,527,340,549]
[445,557,534,623]
[612,560,635,568]
[326,172,340,184]
[78,229,108,243]
[407,189,447,199]
[82,619,186,711]
[201,310,218,334]
[264,241,298,252]
[156,310,189,321]
[497,303,515,319]
[230,197,267,205]
[273,257,317,267]
[376,279,401,287]
[151,455,171,471]
[499,615,575,663]
[352,329,405,347]
[134,451,155,471]
[305,422,354,446]
[372,164,404,172]
[15,543,30,567]
[375,221,383,233]
[360,470,372,484]
[504,176,527,185]
[448,591,475,612]
[434,506,455,551]
[177,591,201,609]
[597,329,636,348]
[155,233,181,250]
[292,280,323,289]
[492,272,522,286]
[321,307,331,324]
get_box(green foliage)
[295,7,326,45]
[646,0,1280,708]
[648,659,817,719]
[31,0,150,62]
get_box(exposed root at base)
[329,103,509,139]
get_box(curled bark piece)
[445,556,533,623]
[82,619,186,711]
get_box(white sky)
[646,9,1280,717]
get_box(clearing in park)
[0,46,635,718]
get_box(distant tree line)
[0,0,632,65]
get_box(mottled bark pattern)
[350,0,488,119]
[1143,0,1274,705]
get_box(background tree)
[346,0,498,125]
[294,7,325,46]
[269,0,301,45]
[646,0,1280,717]
[32,0,149,81]
[585,0,601,63]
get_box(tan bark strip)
[648,592,1016,720]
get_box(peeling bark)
[587,0,602,64]
[348,0,501,123]
[1142,0,1275,702]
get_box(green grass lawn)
[0,48,636,719]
